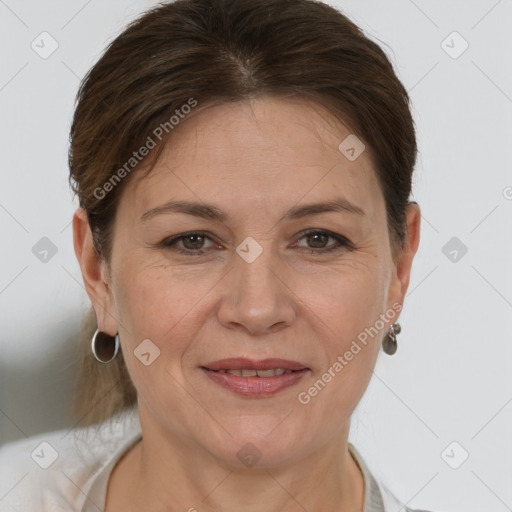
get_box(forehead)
[122,96,383,224]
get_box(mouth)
[201,358,310,397]
[208,368,297,377]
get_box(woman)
[0,0,433,510]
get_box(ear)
[72,207,118,335]
[387,202,421,312]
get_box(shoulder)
[0,428,81,511]
[0,407,141,511]
[348,442,440,512]
[379,482,439,512]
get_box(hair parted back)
[69,0,417,425]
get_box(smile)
[210,368,294,376]
[201,358,310,397]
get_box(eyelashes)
[158,229,353,256]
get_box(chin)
[203,422,313,470]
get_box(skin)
[73,95,420,512]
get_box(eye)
[294,229,352,254]
[179,233,209,250]
[160,232,215,255]
[159,229,352,256]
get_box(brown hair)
[69,0,417,425]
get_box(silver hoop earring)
[382,323,401,355]
[91,328,119,363]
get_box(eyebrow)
[140,197,365,223]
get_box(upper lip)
[202,358,309,371]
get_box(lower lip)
[201,368,309,397]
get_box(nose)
[216,244,297,336]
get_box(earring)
[382,323,401,355]
[91,328,120,363]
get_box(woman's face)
[87,96,419,467]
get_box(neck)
[106,404,365,512]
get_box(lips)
[215,368,291,377]
[201,358,310,397]
[202,358,308,372]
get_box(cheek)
[115,255,209,330]
[114,266,205,421]
[114,261,219,371]
[293,263,386,411]
[296,258,387,335]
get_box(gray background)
[1,1,511,510]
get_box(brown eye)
[306,232,330,249]
[181,234,206,250]
[160,232,215,255]
[295,229,351,254]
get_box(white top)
[0,406,434,512]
